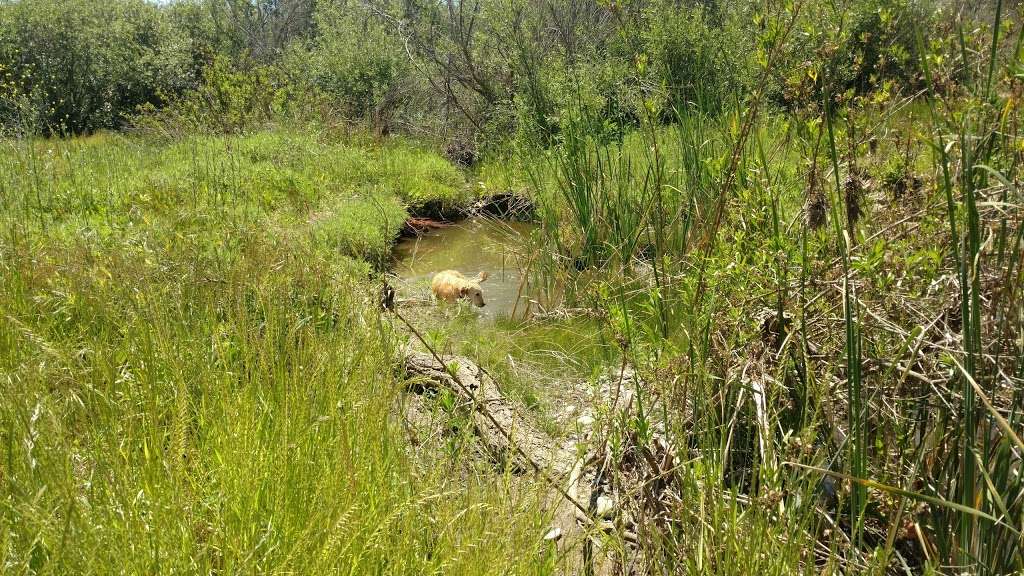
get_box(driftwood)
[403,351,573,475]
[402,349,666,575]
[465,192,535,220]
[402,217,454,236]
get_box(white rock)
[576,414,595,427]
[543,527,562,541]
[595,495,616,518]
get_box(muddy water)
[393,218,538,320]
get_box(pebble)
[543,527,562,541]
[595,495,616,518]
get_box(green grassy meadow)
[1,0,1023,574]
[0,131,559,574]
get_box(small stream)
[393,217,538,320]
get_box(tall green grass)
[520,4,1023,572]
[0,130,558,574]
[913,4,1024,568]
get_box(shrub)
[643,1,754,113]
[777,0,935,108]
[0,0,196,134]
[307,4,412,130]
[149,47,333,135]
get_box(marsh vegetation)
[1,0,1022,574]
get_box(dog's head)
[460,284,486,307]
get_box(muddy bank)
[402,192,535,233]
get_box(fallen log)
[402,217,454,236]
[402,348,652,575]
[403,350,573,475]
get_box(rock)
[595,495,616,519]
[543,527,562,542]
[576,414,595,427]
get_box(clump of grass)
[373,139,469,212]
[0,130,473,266]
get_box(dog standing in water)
[431,270,489,307]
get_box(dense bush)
[776,0,935,108]
[476,0,755,148]
[307,4,413,130]
[140,52,322,135]
[643,1,755,112]
[0,0,957,145]
[0,0,197,134]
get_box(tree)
[209,0,316,63]
[0,0,195,133]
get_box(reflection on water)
[393,218,538,320]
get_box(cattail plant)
[804,162,827,231]
[843,167,864,233]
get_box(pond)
[392,217,538,320]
